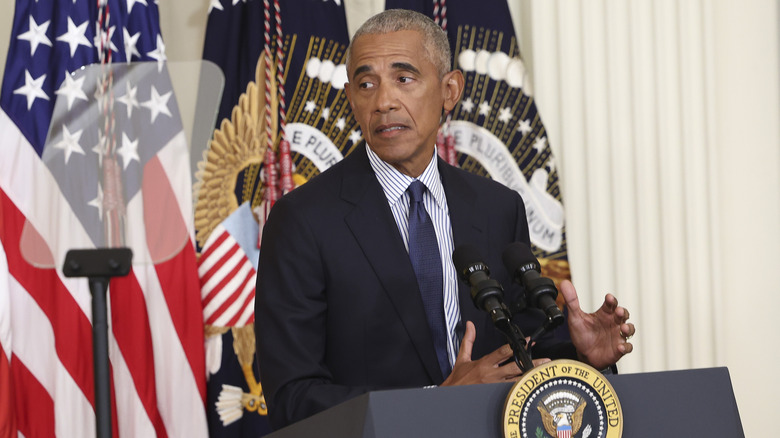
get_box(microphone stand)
[469,277,535,372]
[507,294,567,365]
[491,310,535,372]
[63,248,133,438]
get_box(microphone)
[451,244,510,324]
[452,244,534,371]
[502,242,565,330]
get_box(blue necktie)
[407,180,450,379]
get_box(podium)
[267,367,744,437]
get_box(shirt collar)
[366,145,447,210]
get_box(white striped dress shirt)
[366,145,461,370]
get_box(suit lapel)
[438,161,489,333]
[341,148,444,382]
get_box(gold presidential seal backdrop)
[197,0,571,436]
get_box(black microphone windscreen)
[502,242,539,273]
[452,244,483,279]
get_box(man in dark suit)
[256,9,635,430]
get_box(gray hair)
[345,9,452,78]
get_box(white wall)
[712,2,780,434]
[1,1,778,435]
[522,2,780,437]
[516,2,780,437]
[0,4,9,88]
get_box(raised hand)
[559,280,635,370]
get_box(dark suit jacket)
[255,144,575,429]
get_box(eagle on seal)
[537,393,586,438]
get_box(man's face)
[345,30,463,177]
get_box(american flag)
[0,0,207,436]
[198,202,258,328]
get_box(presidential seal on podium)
[503,359,623,438]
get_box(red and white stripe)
[198,225,256,328]
[0,108,207,437]
[0,238,17,438]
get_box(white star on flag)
[336,117,346,131]
[55,73,88,110]
[304,100,316,112]
[88,183,104,220]
[13,70,48,110]
[53,125,85,164]
[17,17,52,56]
[56,17,92,57]
[461,97,475,113]
[141,85,172,123]
[349,129,362,144]
[147,34,167,72]
[498,107,512,123]
[478,101,491,116]
[127,0,149,14]
[321,107,330,120]
[208,0,224,13]
[117,132,140,170]
[123,28,141,62]
[117,82,140,118]
[517,118,532,136]
[532,136,547,153]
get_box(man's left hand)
[560,280,636,370]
